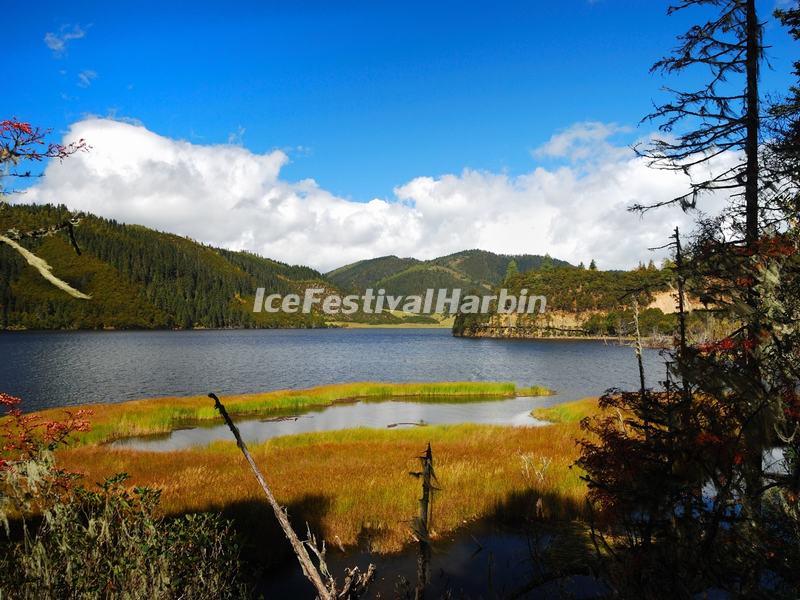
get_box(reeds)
[57,403,592,555]
[30,381,551,445]
[531,397,599,423]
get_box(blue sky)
[8,0,796,200]
[8,1,799,270]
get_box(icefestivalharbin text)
[252,288,547,315]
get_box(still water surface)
[112,395,554,451]
[2,328,662,594]
[1,328,665,412]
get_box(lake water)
[0,329,664,410]
[0,329,666,412]
[259,522,607,599]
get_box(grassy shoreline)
[58,401,592,555]
[33,381,552,446]
[327,321,452,329]
[41,389,601,561]
[531,397,598,423]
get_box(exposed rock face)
[646,289,696,314]
[454,289,689,340]
[455,311,592,339]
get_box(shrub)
[0,393,251,599]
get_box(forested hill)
[328,249,572,295]
[0,204,331,330]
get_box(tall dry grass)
[532,397,599,423]
[58,412,589,556]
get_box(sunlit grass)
[58,420,588,554]
[42,391,601,560]
[532,397,599,423]
[30,381,551,445]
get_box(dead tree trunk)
[632,298,651,434]
[210,393,374,600]
[411,443,435,600]
[632,298,648,411]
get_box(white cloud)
[20,118,732,272]
[44,24,86,57]
[534,121,632,163]
[77,70,97,88]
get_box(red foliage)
[0,392,21,407]
[0,392,92,465]
[0,117,87,171]
[695,335,755,356]
[756,234,797,258]
[783,389,800,421]
[0,120,33,136]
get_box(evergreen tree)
[504,259,518,282]
[578,1,800,595]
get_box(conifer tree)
[504,259,519,282]
[577,1,800,595]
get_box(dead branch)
[209,392,375,599]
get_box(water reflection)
[111,395,554,451]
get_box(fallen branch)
[209,392,374,599]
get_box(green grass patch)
[31,381,551,446]
[531,397,599,423]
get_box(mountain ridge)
[328,249,573,296]
[1,204,332,330]
[2,204,575,330]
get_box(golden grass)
[57,419,588,554]
[532,397,599,424]
[31,381,550,446]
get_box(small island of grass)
[33,381,553,446]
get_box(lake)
[1,328,666,412]
[1,327,664,596]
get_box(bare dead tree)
[409,443,436,600]
[631,298,651,440]
[634,0,764,234]
[209,393,375,600]
[634,0,771,513]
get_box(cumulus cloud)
[44,24,86,57]
[20,118,731,272]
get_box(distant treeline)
[1,204,329,330]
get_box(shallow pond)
[111,394,559,451]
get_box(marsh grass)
[57,418,588,556]
[28,381,551,445]
[531,397,599,423]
